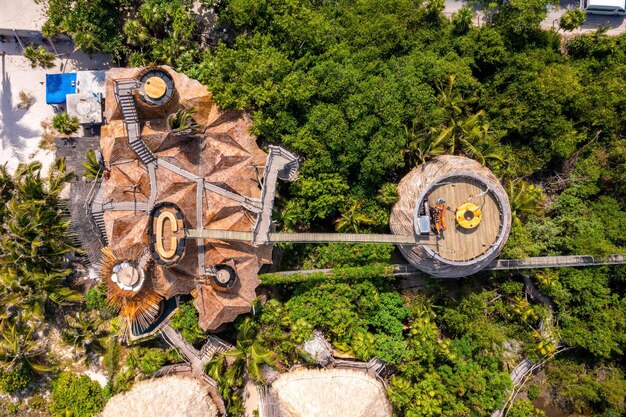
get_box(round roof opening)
[137,67,175,107]
[144,76,167,100]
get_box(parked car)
[580,0,626,15]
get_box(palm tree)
[507,180,545,226]
[167,108,199,132]
[62,312,106,356]
[405,123,446,165]
[47,157,74,197]
[334,200,376,233]
[23,45,55,69]
[52,113,80,135]
[431,75,506,166]
[208,318,278,384]
[376,183,399,206]
[83,150,101,181]
[0,318,50,373]
[123,19,151,46]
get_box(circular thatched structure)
[101,376,219,417]
[390,155,511,278]
[271,369,392,417]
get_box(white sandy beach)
[0,0,46,30]
[0,53,56,173]
[0,0,111,174]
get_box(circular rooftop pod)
[390,155,511,278]
[136,67,175,107]
[209,264,238,291]
[111,261,145,292]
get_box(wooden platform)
[424,177,503,262]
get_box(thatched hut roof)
[101,376,219,417]
[271,369,392,417]
[390,155,511,278]
[97,66,272,332]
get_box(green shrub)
[85,284,116,319]
[50,372,104,417]
[0,366,31,394]
[170,301,206,345]
[52,113,80,135]
[527,383,540,401]
[127,347,177,376]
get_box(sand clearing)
[0,0,46,30]
[0,0,112,174]
[0,53,56,173]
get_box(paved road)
[443,0,626,35]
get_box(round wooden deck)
[423,176,504,262]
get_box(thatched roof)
[97,66,272,332]
[101,376,219,417]
[271,369,392,417]
[390,155,511,278]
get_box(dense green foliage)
[170,300,206,345]
[49,372,105,417]
[33,0,626,415]
[0,160,82,395]
[259,264,393,285]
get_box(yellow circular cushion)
[456,202,482,229]
[144,76,167,99]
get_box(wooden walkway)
[253,146,299,245]
[267,255,625,279]
[185,229,426,245]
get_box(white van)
[580,0,626,15]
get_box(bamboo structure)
[390,155,512,278]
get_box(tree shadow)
[0,74,42,155]
[581,14,625,30]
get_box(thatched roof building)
[271,369,392,417]
[390,155,511,278]
[101,376,219,417]
[94,66,272,332]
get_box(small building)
[65,70,106,125]
[390,155,512,278]
[46,70,105,125]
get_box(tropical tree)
[208,317,278,383]
[507,180,545,226]
[405,123,445,165]
[23,45,55,69]
[62,312,106,356]
[376,183,399,206]
[167,107,199,131]
[83,150,101,181]
[559,9,586,32]
[334,200,376,233]
[0,318,50,375]
[52,113,80,135]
